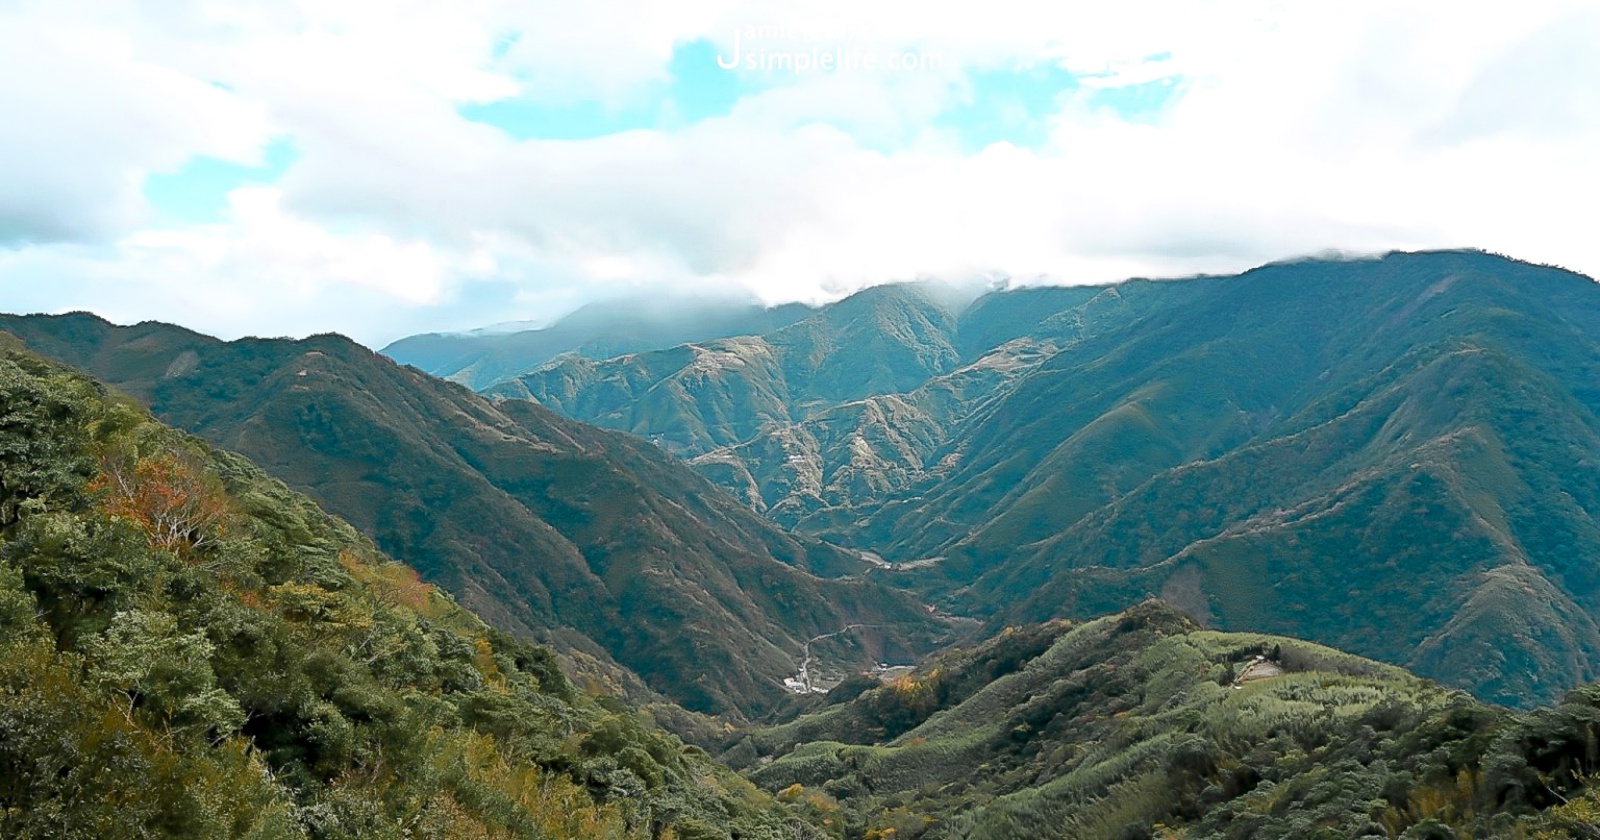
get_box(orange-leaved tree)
[93,448,232,553]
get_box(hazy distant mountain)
[488,251,1600,708]
[488,284,973,456]
[483,282,1142,517]
[0,312,946,718]
[381,296,816,390]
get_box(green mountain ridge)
[481,251,1600,708]
[486,283,1115,523]
[0,312,949,719]
[933,253,1600,708]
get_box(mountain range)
[458,251,1600,709]
[8,247,1600,837]
[12,332,1600,837]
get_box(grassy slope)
[730,601,1600,840]
[0,314,946,719]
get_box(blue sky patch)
[461,39,757,141]
[936,63,1081,152]
[1083,76,1182,123]
[143,137,297,223]
[459,43,1180,153]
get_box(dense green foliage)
[0,346,816,838]
[729,601,1600,839]
[486,251,1600,708]
[0,315,946,719]
[12,315,1600,838]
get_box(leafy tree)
[94,446,233,553]
[85,608,246,739]
[0,357,95,526]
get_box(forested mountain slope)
[0,341,813,839]
[0,313,946,718]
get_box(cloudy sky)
[1,0,1596,347]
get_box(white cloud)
[0,0,1596,346]
[0,8,271,243]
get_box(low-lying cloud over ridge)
[1,0,1595,345]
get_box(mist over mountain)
[382,295,819,391]
[479,250,1600,708]
[8,0,1600,833]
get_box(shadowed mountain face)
[0,313,946,719]
[486,251,1600,708]
[381,296,817,390]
